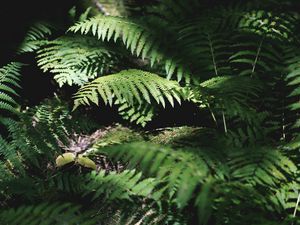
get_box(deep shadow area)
[0,0,77,108]
[0,0,76,66]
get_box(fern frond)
[191,76,264,139]
[0,62,22,115]
[93,142,210,208]
[37,36,117,87]
[228,147,297,187]
[285,49,300,107]
[239,10,298,42]
[68,15,191,82]
[176,21,232,79]
[0,135,25,182]
[26,99,71,145]
[46,172,85,194]
[211,180,287,225]
[73,69,182,110]
[116,99,155,127]
[18,22,53,54]
[230,34,282,77]
[84,169,158,201]
[273,181,300,217]
[0,99,95,172]
[0,202,97,225]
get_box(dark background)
[0,0,76,65]
[0,0,77,108]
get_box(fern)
[238,10,298,42]
[190,75,265,143]
[116,99,155,127]
[84,169,158,201]
[45,170,176,224]
[229,33,281,77]
[0,62,22,115]
[2,1,300,224]
[73,69,182,110]
[175,19,232,80]
[0,132,25,186]
[89,139,299,224]
[37,36,118,87]
[273,181,300,218]
[284,47,300,140]
[228,147,297,187]
[18,22,53,54]
[68,15,192,82]
[0,202,97,225]
[92,142,210,208]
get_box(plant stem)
[251,36,265,77]
[91,0,109,15]
[222,110,227,133]
[293,192,300,218]
[208,34,218,76]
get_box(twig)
[222,110,227,134]
[292,192,300,225]
[251,35,265,77]
[91,0,109,15]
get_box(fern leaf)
[69,15,191,82]
[0,62,22,115]
[0,202,97,225]
[116,99,155,127]
[228,148,297,187]
[18,22,53,54]
[37,36,117,87]
[73,69,182,110]
[272,181,300,217]
[239,10,298,42]
[84,169,158,201]
[93,142,210,208]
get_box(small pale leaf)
[77,154,97,170]
[56,153,76,167]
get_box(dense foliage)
[0,0,300,224]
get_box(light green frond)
[272,181,300,216]
[239,10,298,41]
[37,36,117,87]
[68,15,191,82]
[0,62,22,115]
[116,99,155,127]
[18,22,53,54]
[73,69,182,110]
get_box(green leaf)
[55,153,76,167]
[77,154,97,170]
